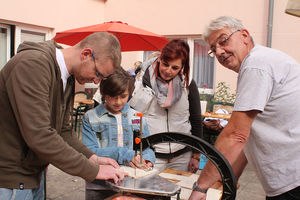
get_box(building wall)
[272,0,300,62]
[0,0,106,32]
[103,0,268,91]
[0,0,106,91]
[1,0,300,93]
[104,0,300,92]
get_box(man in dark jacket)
[0,32,125,199]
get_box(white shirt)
[234,45,300,196]
[111,113,123,147]
[56,48,70,91]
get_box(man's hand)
[89,154,119,168]
[189,190,207,200]
[95,165,125,184]
[89,154,125,183]
[97,157,120,168]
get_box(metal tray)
[106,174,181,197]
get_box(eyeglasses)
[92,52,107,80]
[208,30,240,57]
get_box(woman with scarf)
[129,39,203,172]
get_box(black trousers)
[266,186,300,200]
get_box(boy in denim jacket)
[82,68,155,171]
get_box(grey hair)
[203,16,246,43]
[76,32,121,69]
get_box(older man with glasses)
[189,16,300,200]
[0,32,125,200]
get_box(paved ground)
[46,163,265,200]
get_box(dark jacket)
[0,40,98,189]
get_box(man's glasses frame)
[208,30,240,57]
[92,51,107,80]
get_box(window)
[0,22,51,69]
[15,26,49,53]
[21,30,46,43]
[143,37,215,93]
[0,24,11,70]
[192,39,215,90]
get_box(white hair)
[203,16,246,42]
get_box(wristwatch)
[192,182,208,193]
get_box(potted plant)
[200,84,208,114]
[212,82,236,104]
[210,82,236,113]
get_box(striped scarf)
[148,62,183,108]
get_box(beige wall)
[2,0,300,93]
[103,0,270,91]
[1,0,107,91]
[0,0,106,33]
[104,0,300,92]
[272,0,300,62]
[104,0,267,35]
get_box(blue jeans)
[0,172,45,200]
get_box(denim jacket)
[82,103,155,165]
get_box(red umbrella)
[53,21,169,51]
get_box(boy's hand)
[129,154,153,170]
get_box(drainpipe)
[267,0,274,47]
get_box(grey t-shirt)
[234,45,300,196]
